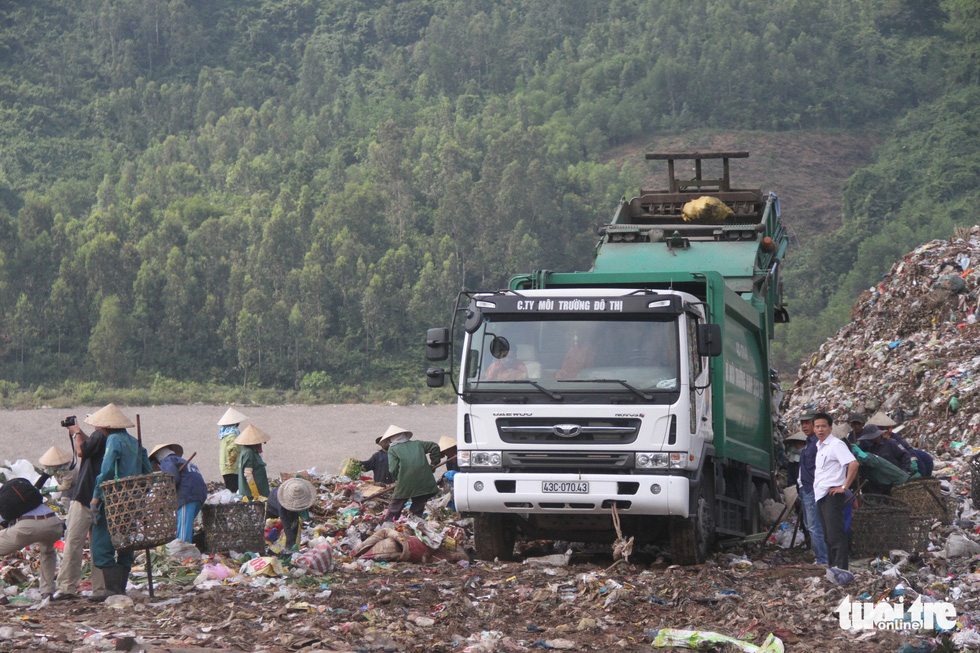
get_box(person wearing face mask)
[783,432,806,487]
[796,410,828,566]
[217,407,247,493]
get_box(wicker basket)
[893,478,950,524]
[907,516,935,552]
[202,502,267,555]
[851,493,911,557]
[101,472,177,552]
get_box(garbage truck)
[425,151,788,564]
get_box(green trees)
[89,296,135,382]
[0,0,975,391]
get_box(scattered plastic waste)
[648,628,784,652]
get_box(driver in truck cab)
[556,325,596,379]
[484,338,528,380]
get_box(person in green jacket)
[380,425,442,523]
[235,425,271,500]
[88,403,153,601]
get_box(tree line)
[0,0,974,394]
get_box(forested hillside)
[0,0,976,403]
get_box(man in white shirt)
[812,412,858,570]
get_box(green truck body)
[426,152,788,563]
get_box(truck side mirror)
[425,327,451,361]
[696,324,723,357]
[426,367,446,388]
[463,308,483,334]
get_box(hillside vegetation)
[0,0,977,403]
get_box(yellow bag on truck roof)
[682,196,734,223]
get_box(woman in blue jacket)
[150,443,208,543]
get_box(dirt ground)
[0,546,915,652]
[0,404,456,481]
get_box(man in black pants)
[812,412,859,571]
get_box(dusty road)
[0,404,456,480]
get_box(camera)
[60,415,76,428]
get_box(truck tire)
[670,471,715,565]
[473,514,516,561]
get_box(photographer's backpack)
[0,478,43,522]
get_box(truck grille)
[497,418,640,444]
[503,451,634,472]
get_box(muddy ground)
[0,404,456,481]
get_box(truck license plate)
[542,481,589,493]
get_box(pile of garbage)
[788,226,980,448]
[778,226,980,649]
[0,457,971,650]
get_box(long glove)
[910,457,920,478]
[248,480,263,500]
[849,443,868,460]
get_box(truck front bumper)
[454,472,691,517]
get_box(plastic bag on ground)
[293,544,334,574]
[165,539,201,560]
[648,628,784,652]
[240,556,286,577]
[194,563,230,585]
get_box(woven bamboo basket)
[907,516,935,552]
[202,502,266,554]
[893,478,950,524]
[851,493,911,557]
[101,472,177,552]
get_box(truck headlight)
[669,452,687,469]
[636,453,669,469]
[458,451,501,468]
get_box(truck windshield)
[465,316,679,398]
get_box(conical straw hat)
[148,443,184,461]
[278,477,317,511]
[235,424,270,446]
[85,403,135,429]
[378,424,412,444]
[868,411,897,428]
[217,407,248,426]
[438,436,457,452]
[39,445,73,467]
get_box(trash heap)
[788,226,980,450]
[779,227,980,649]
[0,462,966,650]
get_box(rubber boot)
[104,566,126,597]
[88,566,115,602]
[119,566,131,596]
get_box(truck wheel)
[473,514,515,561]
[670,472,715,565]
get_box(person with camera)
[89,404,152,601]
[52,414,108,601]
